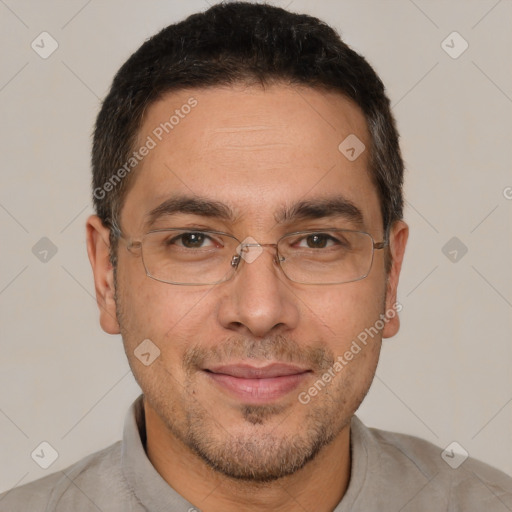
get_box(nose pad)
[231,251,282,268]
[230,254,241,269]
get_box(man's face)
[90,84,407,481]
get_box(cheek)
[315,286,384,407]
[308,278,386,349]
[116,263,214,358]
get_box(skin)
[86,84,408,512]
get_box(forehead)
[122,84,382,234]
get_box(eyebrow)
[144,194,365,229]
[275,197,364,227]
[145,196,236,227]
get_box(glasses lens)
[141,230,237,284]
[278,230,374,284]
[139,229,376,285]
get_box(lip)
[203,363,311,403]
[205,363,310,379]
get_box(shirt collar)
[121,394,196,511]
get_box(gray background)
[1,0,511,493]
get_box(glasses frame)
[117,227,389,286]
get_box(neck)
[144,400,352,512]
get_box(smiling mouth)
[202,363,312,403]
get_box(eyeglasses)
[118,228,388,286]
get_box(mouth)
[202,363,312,403]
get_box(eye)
[168,232,218,249]
[296,233,340,249]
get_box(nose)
[216,243,300,338]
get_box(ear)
[86,215,120,335]
[382,220,409,339]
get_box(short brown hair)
[92,1,404,268]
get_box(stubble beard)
[114,273,381,483]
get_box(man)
[2,2,511,510]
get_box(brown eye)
[165,232,216,249]
[305,234,330,248]
[180,232,207,248]
[296,233,340,249]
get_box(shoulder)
[352,416,512,510]
[0,441,125,511]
